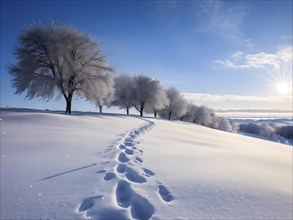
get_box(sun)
[264,59,292,96]
[275,81,290,95]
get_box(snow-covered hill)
[1,108,292,219]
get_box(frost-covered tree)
[210,114,220,129]
[277,125,293,139]
[180,103,197,122]
[240,123,277,139]
[132,75,164,117]
[145,85,169,118]
[112,74,135,115]
[96,91,114,113]
[231,121,239,133]
[259,124,276,139]
[83,73,114,113]
[194,106,213,127]
[239,123,261,135]
[159,87,187,120]
[217,117,233,132]
[8,22,113,113]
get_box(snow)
[1,108,292,219]
[216,110,292,119]
[141,119,292,219]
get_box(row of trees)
[239,123,293,140]
[112,75,167,117]
[111,76,238,132]
[9,22,237,132]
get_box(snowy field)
[1,108,292,219]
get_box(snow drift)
[0,108,292,219]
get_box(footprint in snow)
[129,134,136,139]
[96,170,106,174]
[118,152,129,163]
[115,181,154,220]
[119,144,126,150]
[116,164,126,173]
[158,185,174,202]
[78,195,104,212]
[124,149,134,155]
[142,168,155,177]
[116,180,133,208]
[124,167,146,183]
[116,164,146,183]
[135,156,143,163]
[103,172,116,181]
[125,141,134,147]
[131,193,154,220]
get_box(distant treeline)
[239,123,293,140]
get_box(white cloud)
[196,0,250,45]
[231,51,244,59]
[182,92,292,111]
[183,93,290,103]
[215,45,293,71]
[276,45,293,62]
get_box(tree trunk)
[99,105,103,113]
[65,94,73,114]
[65,99,71,114]
[65,100,69,113]
[154,111,157,118]
[168,112,172,120]
[126,107,129,115]
[140,102,144,117]
[65,101,71,113]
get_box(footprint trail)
[77,119,174,219]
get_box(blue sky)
[1,0,292,113]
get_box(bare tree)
[8,22,113,113]
[159,87,187,120]
[112,74,135,115]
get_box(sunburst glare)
[265,61,292,96]
[276,81,290,95]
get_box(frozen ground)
[1,108,292,219]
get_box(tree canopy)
[9,22,114,113]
